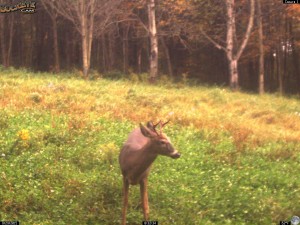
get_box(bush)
[128,73,140,83]
[29,92,43,103]
[103,71,124,80]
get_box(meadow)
[0,68,300,225]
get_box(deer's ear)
[146,121,154,131]
[140,123,153,138]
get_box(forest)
[0,0,300,94]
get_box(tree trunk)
[108,29,115,71]
[79,0,95,78]
[7,14,14,67]
[123,24,130,74]
[229,59,239,90]
[0,14,14,67]
[101,34,107,72]
[41,0,60,73]
[257,0,264,94]
[81,27,89,77]
[0,17,7,67]
[65,31,72,69]
[96,38,100,70]
[226,0,235,89]
[147,0,158,83]
[81,18,93,78]
[225,0,254,90]
[161,37,173,77]
[28,16,35,68]
[137,46,142,74]
[51,14,60,73]
[276,46,283,95]
[87,2,94,76]
[291,34,300,91]
[283,14,289,93]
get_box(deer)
[119,120,181,225]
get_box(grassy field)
[0,68,300,225]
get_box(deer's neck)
[140,142,157,166]
[130,142,157,184]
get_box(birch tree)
[50,0,121,78]
[202,0,255,90]
[148,0,158,82]
[226,0,255,90]
[121,0,189,80]
[256,0,264,94]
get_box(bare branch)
[235,0,255,60]
[201,29,226,51]
[177,35,192,52]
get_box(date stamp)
[142,221,158,225]
[0,222,20,225]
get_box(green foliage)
[88,69,102,80]
[139,73,149,83]
[157,74,174,87]
[181,72,189,85]
[128,73,140,83]
[0,70,299,224]
[103,70,124,80]
[126,88,137,99]
[0,111,9,130]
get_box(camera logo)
[291,216,300,225]
[280,216,300,225]
[0,1,36,14]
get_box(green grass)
[0,68,300,224]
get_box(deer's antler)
[152,120,170,135]
[161,120,170,128]
[159,120,169,134]
[153,120,161,129]
[153,120,161,136]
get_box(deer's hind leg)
[121,176,129,225]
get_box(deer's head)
[140,121,181,159]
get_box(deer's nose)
[171,152,181,159]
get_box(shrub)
[128,73,140,83]
[103,71,124,80]
[29,92,42,103]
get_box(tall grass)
[0,69,299,224]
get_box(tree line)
[0,0,299,94]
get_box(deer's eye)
[159,140,166,145]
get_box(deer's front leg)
[140,178,149,220]
[122,177,129,225]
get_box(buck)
[119,121,180,225]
